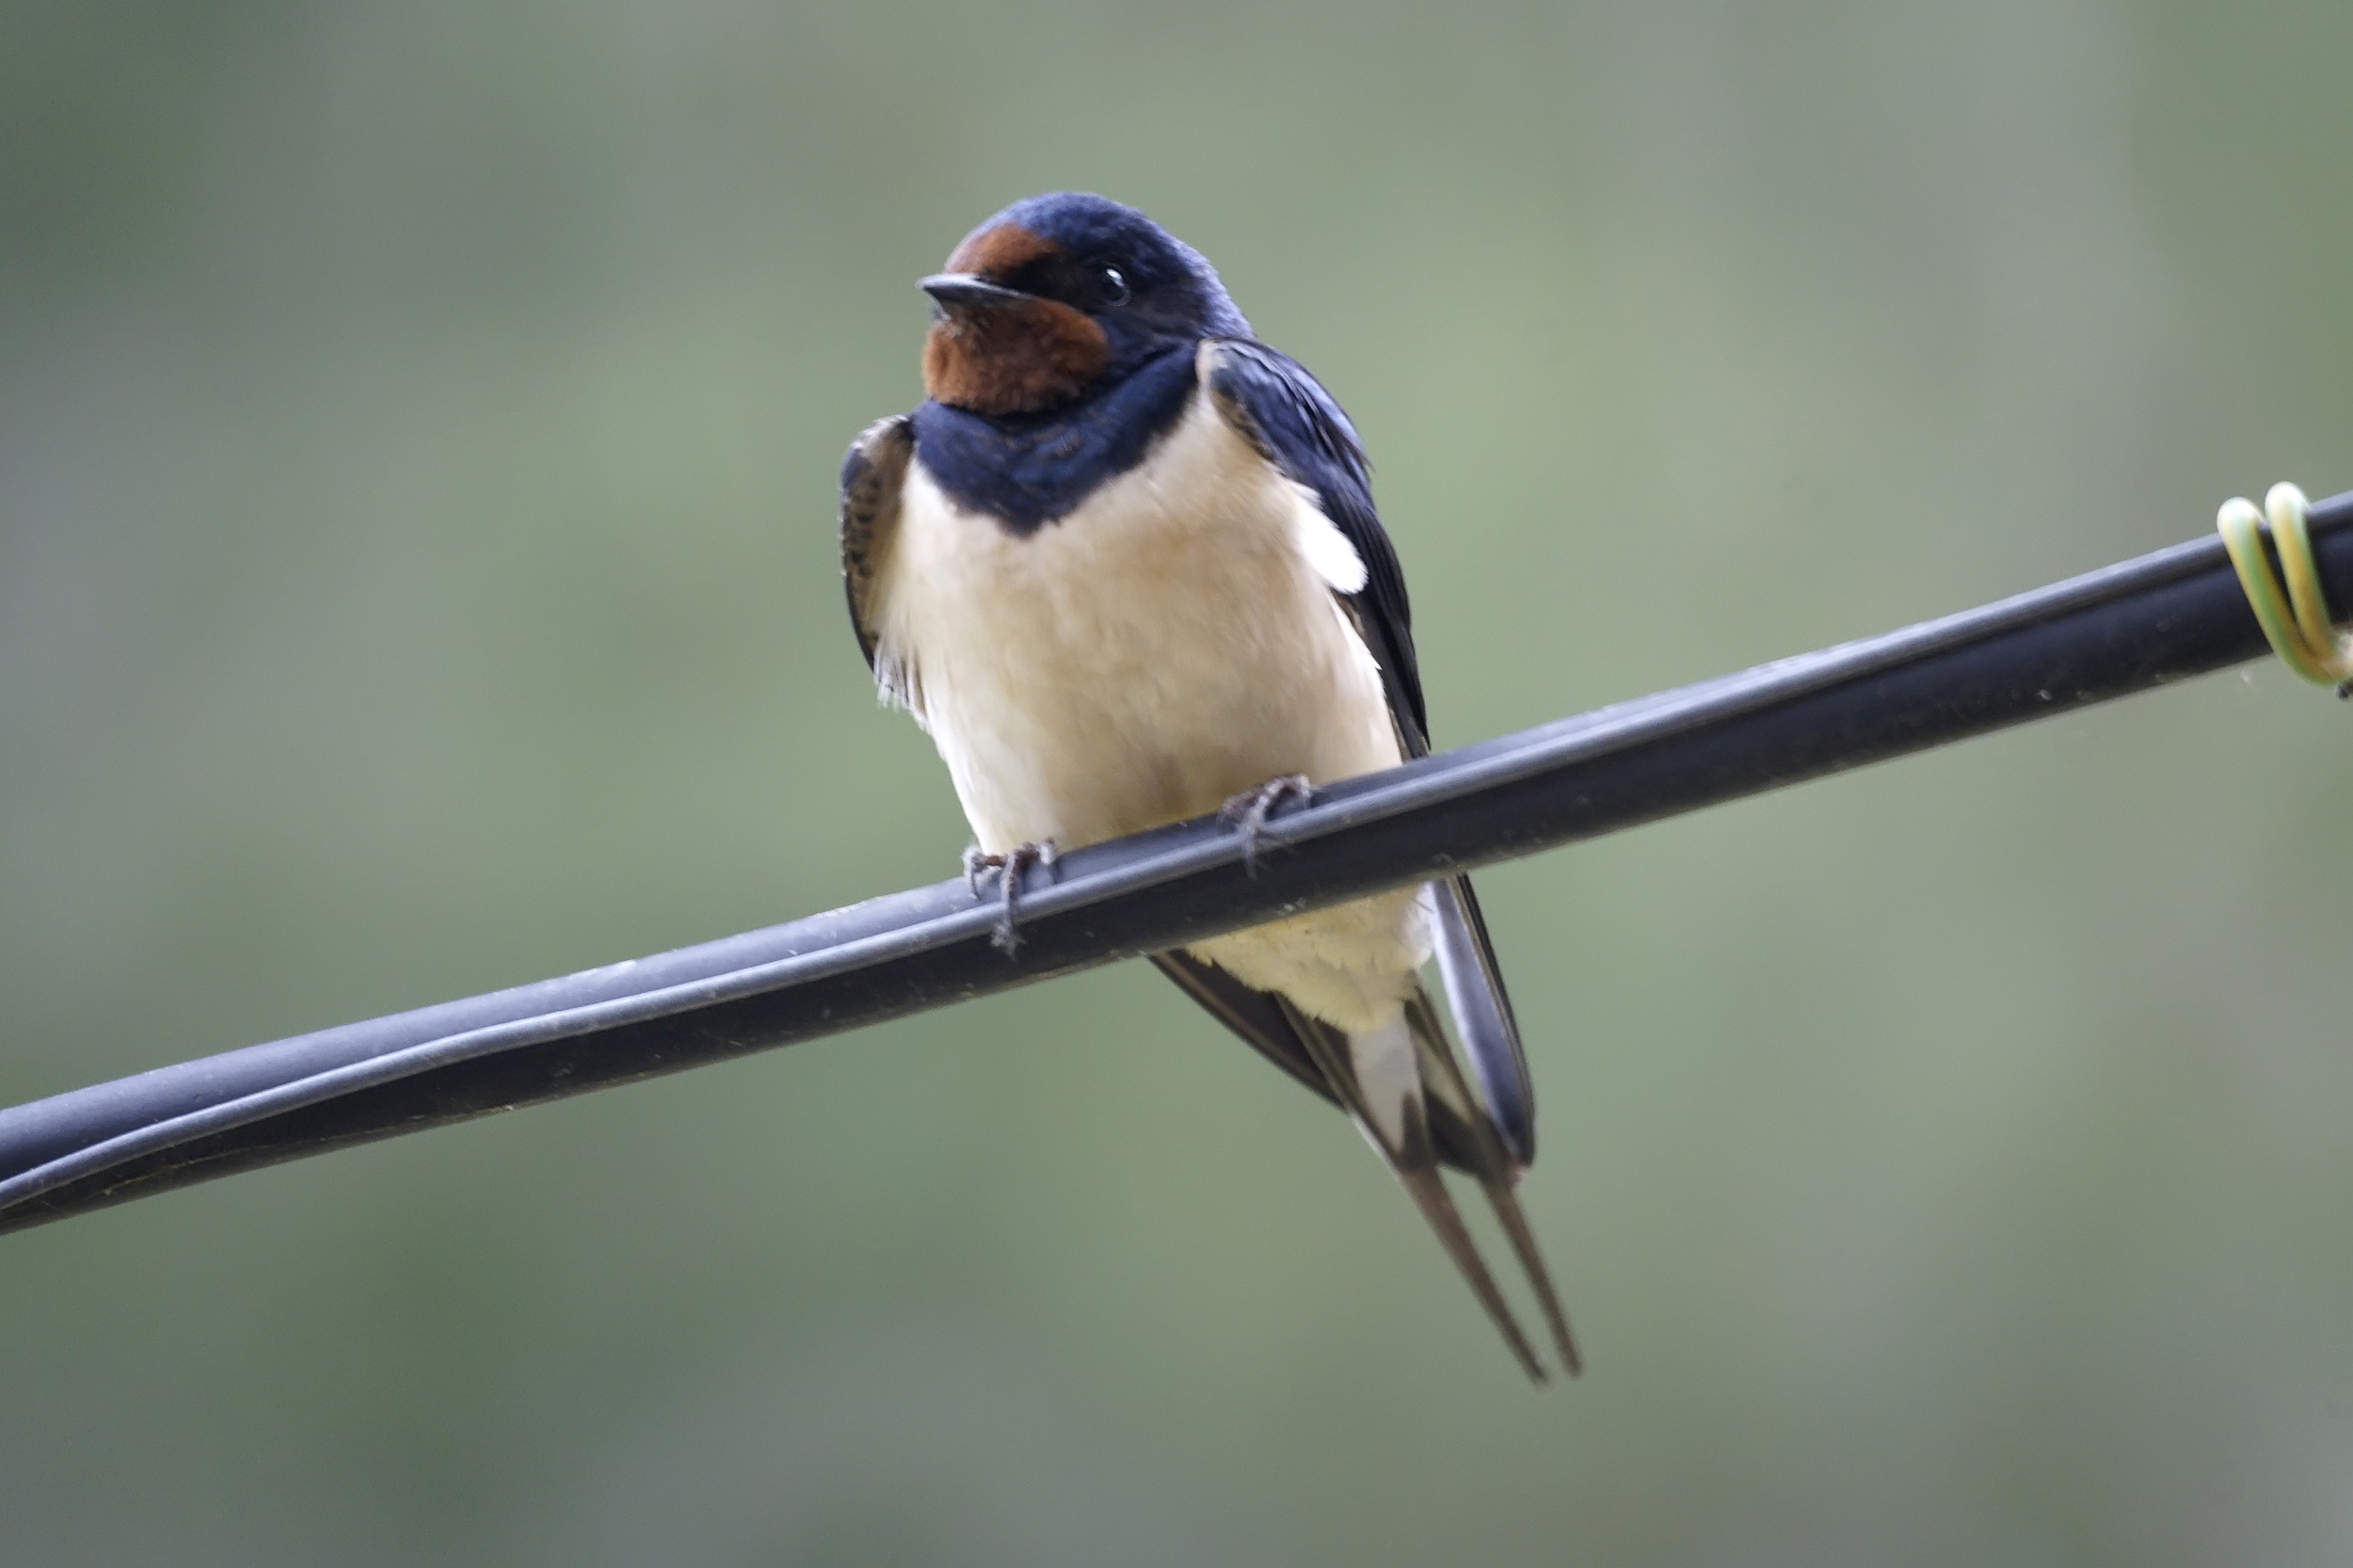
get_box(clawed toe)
[1219,774,1313,874]
[962,840,1060,954]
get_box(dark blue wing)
[1204,339,1428,751]
[1201,339,1538,1167]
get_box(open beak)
[919,273,1031,312]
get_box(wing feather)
[1203,339,1426,745]
[1201,341,1538,1164]
[1152,952,1490,1176]
[839,413,916,699]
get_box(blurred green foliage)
[3,3,2351,1563]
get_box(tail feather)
[1274,995,1551,1384]
[1147,882,1578,1381]
[1391,1163,1547,1382]
[1405,993,1582,1376]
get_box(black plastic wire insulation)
[3,493,2347,1235]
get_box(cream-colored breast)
[870,374,1428,1032]
[874,381,1402,853]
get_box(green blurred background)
[3,3,2350,1563]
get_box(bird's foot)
[1218,774,1313,875]
[962,840,1060,955]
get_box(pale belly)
[872,388,1429,1032]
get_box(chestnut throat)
[922,296,1112,417]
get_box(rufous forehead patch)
[945,222,1063,280]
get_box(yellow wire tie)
[2216,481,2353,694]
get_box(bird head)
[920,192,1251,418]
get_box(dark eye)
[1096,264,1130,307]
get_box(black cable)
[4,494,2346,1235]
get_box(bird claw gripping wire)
[963,840,1059,954]
[2217,482,2353,694]
[1219,774,1313,876]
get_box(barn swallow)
[838,192,1578,1380]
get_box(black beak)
[920,273,1031,312]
